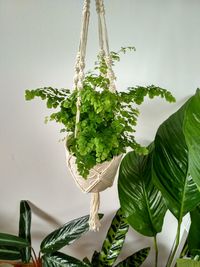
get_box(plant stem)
[166,220,182,267]
[154,235,158,267]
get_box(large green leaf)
[19,200,32,263]
[115,247,150,267]
[0,233,29,248]
[188,206,200,256]
[177,259,200,267]
[183,89,200,189]
[118,146,167,237]
[97,209,129,266]
[0,246,21,260]
[40,214,103,254]
[42,252,90,267]
[153,89,200,221]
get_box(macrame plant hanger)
[66,0,122,231]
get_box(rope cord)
[72,0,117,231]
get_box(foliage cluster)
[25,48,175,178]
[0,201,149,267]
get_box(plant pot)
[66,147,122,193]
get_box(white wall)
[0,0,200,266]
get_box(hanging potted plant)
[25,0,175,230]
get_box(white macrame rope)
[95,0,116,92]
[71,0,118,231]
[74,0,91,137]
[89,192,101,231]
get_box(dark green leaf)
[40,214,103,254]
[19,200,32,263]
[0,246,21,260]
[183,89,200,189]
[82,257,91,265]
[153,89,200,222]
[91,251,100,265]
[115,247,150,267]
[118,145,167,236]
[42,252,90,267]
[188,206,200,256]
[0,233,29,248]
[98,209,129,266]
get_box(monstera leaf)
[118,145,167,237]
[153,89,200,221]
[115,247,150,267]
[97,209,129,266]
[19,200,32,263]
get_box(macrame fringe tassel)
[89,192,101,231]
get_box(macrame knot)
[83,0,91,15]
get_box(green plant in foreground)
[82,208,150,267]
[118,89,200,267]
[0,200,102,266]
[0,202,149,267]
[25,47,175,178]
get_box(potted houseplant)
[25,48,175,180]
[118,89,200,267]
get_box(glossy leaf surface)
[19,200,32,263]
[115,247,150,267]
[153,89,200,220]
[0,246,21,260]
[42,252,90,267]
[118,147,167,236]
[183,89,200,189]
[98,209,129,266]
[0,233,28,248]
[41,214,103,254]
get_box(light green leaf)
[177,259,200,267]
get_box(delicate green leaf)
[153,89,200,222]
[0,246,21,260]
[98,209,129,266]
[40,214,103,254]
[118,145,167,236]
[188,206,200,256]
[42,252,90,267]
[177,259,200,267]
[0,233,29,248]
[115,247,150,267]
[19,200,32,263]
